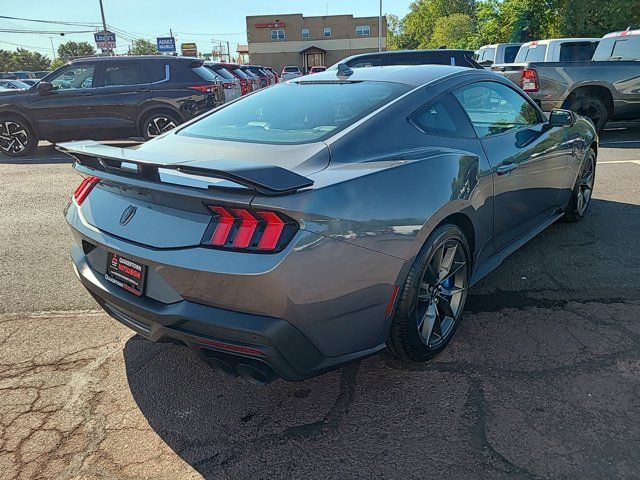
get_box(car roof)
[521,38,600,46]
[73,55,200,63]
[296,64,489,87]
[603,29,640,38]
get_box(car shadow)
[599,121,640,148]
[123,195,640,478]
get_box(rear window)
[515,44,547,62]
[179,81,410,144]
[504,46,520,63]
[610,38,640,60]
[207,65,235,80]
[283,66,300,72]
[559,42,598,62]
[192,65,218,82]
[475,48,496,63]
[232,67,249,79]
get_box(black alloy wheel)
[388,224,470,361]
[563,148,596,222]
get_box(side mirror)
[548,108,576,127]
[37,81,53,95]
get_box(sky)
[0,0,412,59]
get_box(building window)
[270,29,285,41]
[302,28,309,38]
[323,27,332,37]
[356,25,371,36]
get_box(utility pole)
[98,0,111,55]
[49,37,56,60]
[226,41,231,62]
[378,0,383,52]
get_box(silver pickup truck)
[491,30,640,131]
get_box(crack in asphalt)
[467,378,541,480]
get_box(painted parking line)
[598,160,640,165]
[600,141,640,145]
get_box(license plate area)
[105,252,146,297]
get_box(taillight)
[202,205,298,252]
[521,68,539,92]
[73,176,100,205]
[222,82,236,89]
[189,84,215,93]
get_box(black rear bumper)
[72,249,384,382]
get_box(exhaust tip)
[207,357,237,378]
[236,364,275,386]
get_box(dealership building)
[246,14,387,73]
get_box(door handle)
[496,162,518,175]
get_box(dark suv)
[0,56,225,157]
[331,50,483,69]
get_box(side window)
[104,63,144,86]
[559,42,596,62]
[49,64,95,90]
[453,82,540,138]
[410,93,476,138]
[146,62,167,83]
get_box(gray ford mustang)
[61,65,597,385]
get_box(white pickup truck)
[474,43,522,67]
[514,38,600,63]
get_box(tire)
[568,94,608,132]
[141,111,181,140]
[388,224,470,361]
[562,148,596,223]
[0,115,38,157]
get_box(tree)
[386,14,419,50]
[0,50,15,72]
[430,13,477,48]
[57,41,96,62]
[130,39,158,55]
[12,48,51,71]
[557,0,640,37]
[401,0,477,49]
[475,0,505,44]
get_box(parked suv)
[281,65,303,80]
[330,50,483,69]
[0,56,224,157]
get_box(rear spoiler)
[56,141,314,195]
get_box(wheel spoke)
[438,260,466,286]
[419,301,438,344]
[438,244,457,281]
[438,297,455,319]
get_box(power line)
[0,15,101,27]
[0,39,55,53]
[0,29,94,34]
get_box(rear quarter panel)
[251,87,495,271]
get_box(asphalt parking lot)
[0,125,639,479]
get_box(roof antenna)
[336,63,353,78]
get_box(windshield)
[179,81,410,144]
[515,44,547,62]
